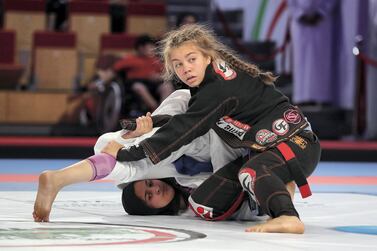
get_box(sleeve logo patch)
[255,129,277,145]
[272,119,289,135]
[216,116,251,140]
[283,109,301,124]
[213,61,237,80]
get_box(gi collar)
[189,62,218,96]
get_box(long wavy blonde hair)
[159,24,277,85]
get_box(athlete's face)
[134,179,175,208]
[169,42,211,88]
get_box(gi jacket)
[117,61,308,164]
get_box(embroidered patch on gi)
[272,118,289,135]
[239,168,258,204]
[216,116,251,140]
[255,129,277,145]
[283,109,302,124]
[290,135,308,149]
[213,61,237,80]
[188,197,213,219]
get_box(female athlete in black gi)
[102,24,321,234]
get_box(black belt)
[276,142,312,198]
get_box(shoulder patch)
[213,61,237,80]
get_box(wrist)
[115,147,124,160]
[122,130,137,139]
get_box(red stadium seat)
[0,30,16,64]
[32,31,78,91]
[68,1,111,84]
[69,0,110,54]
[126,2,167,37]
[100,33,138,57]
[3,0,46,51]
[3,0,46,86]
[0,30,23,89]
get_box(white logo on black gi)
[272,119,289,135]
[239,172,257,203]
[216,117,248,140]
[214,61,237,80]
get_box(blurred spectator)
[46,0,68,31]
[176,12,198,27]
[366,0,377,139]
[109,0,126,33]
[114,35,174,116]
[0,0,4,28]
[288,0,340,106]
[61,54,124,133]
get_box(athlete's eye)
[174,62,182,69]
[188,57,196,63]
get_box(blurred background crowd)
[0,0,376,141]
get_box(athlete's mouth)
[187,76,196,82]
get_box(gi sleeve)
[117,84,239,163]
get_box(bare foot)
[245,215,304,234]
[33,171,60,222]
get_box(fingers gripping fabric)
[87,153,116,181]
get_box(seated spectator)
[60,54,124,133]
[109,0,127,33]
[46,0,68,31]
[0,0,4,28]
[176,12,198,27]
[114,35,174,116]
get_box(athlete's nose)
[183,62,191,75]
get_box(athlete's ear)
[206,56,211,65]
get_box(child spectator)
[114,35,174,116]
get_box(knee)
[188,187,244,221]
[238,167,257,192]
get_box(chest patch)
[272,118,289,135]
[255,129,277,145]
[213,61,237,80]
[216,116,250,140]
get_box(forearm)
[116,145,146,161]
